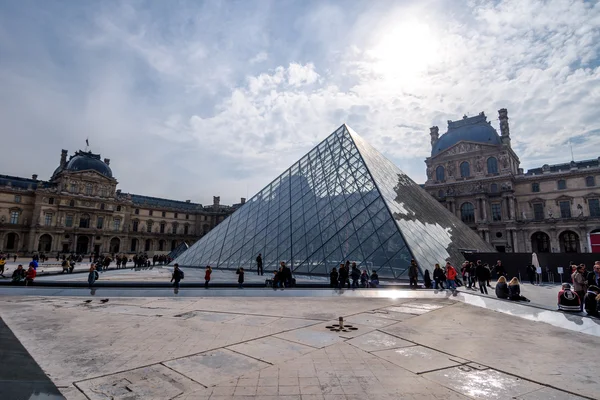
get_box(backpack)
[179,270,184,280]
[94,271,99,280]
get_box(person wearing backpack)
[171,264,184,288]
[88,264,99,288]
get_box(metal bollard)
[339,316,344,329]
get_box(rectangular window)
[9,211,19,224]
[174,213,178,218]
[100,188,108,197]
[65,215,73,227]
[160,223,165,233]
[586,176,595,187]
[147,223,152,233]
[14,195,21,203]
[48,197,54,205]
[85,184,93,195]
[186,214,189,220]
[114,219,121,231]
[44,214,52,226]
[97,216,104,229]
[491,203,502,221]
[184,225,189,235]
[559,201,571,218]
[134,208,139,215]
[589,199,600,217]
[132,220,139,232]
[162,211,166,217]
[531,183,540,193]
[116,205,121,212]
[149,210,153,216]
[557,180,567,190]
[70,183,77,193]
[533,203,544,221]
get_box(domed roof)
[432,112,501,156]
[65,151,113,178]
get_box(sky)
[0,0,599,206]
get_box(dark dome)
[65,152,113,178]
[432,113,501,156]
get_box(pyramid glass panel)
[175,124,494,278]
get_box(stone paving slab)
[422,365,544,399]
[75,364,205,400]
[516,386,589,400]
[227,336,315,364]
[372,345,462,374]
[274,325,345,348]
[341,312,400,328]
[345,330,415,352]
[164,348,270,387]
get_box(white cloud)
[0,0,599,205]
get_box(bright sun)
[368,20,438,82]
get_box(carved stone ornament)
[445,143,482,156]
[475,156,483,172]
[447,162,456,177]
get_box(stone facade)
[425,109,600,254]
[0,149,241,256]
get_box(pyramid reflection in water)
[175,125,493,278]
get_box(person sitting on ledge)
[329,267,338,288]
[11,265,26,284]
[584,286,600,317]
[25,264,36,286]
[495,276,509,299]
[508,277,530,302]
[370,270,379,288]
[557,283,581,312]
[360,269,369,288]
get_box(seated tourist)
[25,264,37,286]
[557,283,581,312]
[495,276,509,299]
[370,271,379,288]
[584,286,600,317]
[360,270,369,288]
[508,277,530,302]
[11,265,26,284]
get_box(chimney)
[32,174,38,180]
[116,189,121,194]
[429,126,439,148]
[213,196,220,208]
[185,200,191,203]
[498,108,511,147]
[103,158,110,166]
[60,149,68,167]
[241,198,246,204]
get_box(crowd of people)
[557,261,600,317]
[329,261,380,289]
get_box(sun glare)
[368,20,438,83]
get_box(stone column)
[481,198,488,222]
[508,196,515,220]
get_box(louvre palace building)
[0,149,240,255]
[424,109,600,254]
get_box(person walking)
[571,265,587,311]
[476,262,489,294]
[408,259,419,289]
[461,261,470,289]
[237,267,245,288]
[171,264,184,288]
[330,267,338,288]
[338,263,348,289]
[494,260,505,279]
[351,263,361,289]
[526,264,536,285]
[88,264,99,288]
[205,265,212,288]
[445,262,457,291]
[256,254,263,276]
[433,264,445,289]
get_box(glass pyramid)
[175,124,493,278]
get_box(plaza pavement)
[1,285,599,399]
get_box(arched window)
[487,157,498,174]
[531,232,550,253]
[435,165,445,181]
[460,162,470,178]
[130,238,138,252]
[460,202,475,223]
[559,231,580,253]
[145,239,152,252]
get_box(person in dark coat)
[495,276,509,299]
[586,269,597,288]
[423,270,432,289]
[526,264,536,285]
[476,263,490,294]
[584,286,599,317]
[433,264,445,289]
[171,264,184,288]
[338,263,349,289]
[237,267,244,288]
[408,260,419,288]
[508,278,530,302]
[11,265,26,284]
[494,260,505,278]
[256,254,263,276]
[330,267,338,288]
[350,263,361,289]
[370,271,379,288]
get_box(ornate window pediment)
[555,195,574,205]
[528,197,546,206]
[583,192,600,203]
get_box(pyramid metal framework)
[175,125,493,278]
